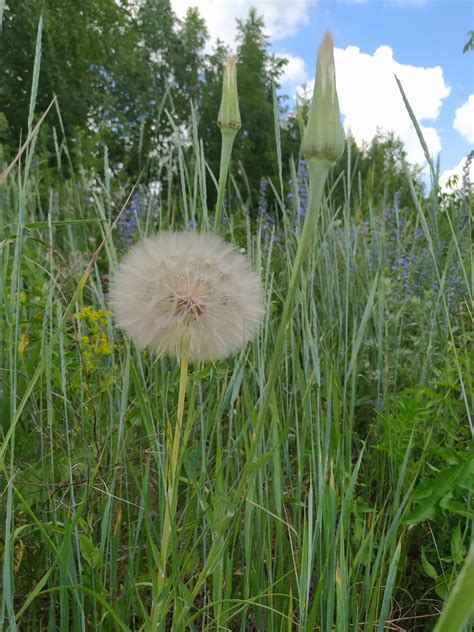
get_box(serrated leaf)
[451,524,466,565]
[248,447,277,472]
[414,462,468,500]
[435,580,449,600]
[403,503,436,526]
[439,498,472,518]
[79,534,100,569]
[421,547,438,580]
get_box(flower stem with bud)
[256,31,343,425]
[244,31,344,490]
[214,56,241,233]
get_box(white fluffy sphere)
[110,231,263,361]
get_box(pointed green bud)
[217,56,241,133]
[302,31,345,164]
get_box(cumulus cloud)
[171,0,315,46]
[298,44,450,167]
[279,54,308,87]
[440,154,474,191]
[453,95,474,143]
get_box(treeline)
[0,0,423,210]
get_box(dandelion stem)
[153,346,189,623]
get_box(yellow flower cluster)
[18,332,29,356]
[76,305,109,326]
[74,306,112,371]
[6,291,27,306]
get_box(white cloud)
[298,44,450,167]
[171,0,315,46]
[279,54,308,87]
[440,154,474,190]
[453,95,474,143]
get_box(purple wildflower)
[116,186,160,248]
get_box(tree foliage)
[346,130,425,211]
[0,1,425,208]
[233,9,287,199]
[0,0,131,148]
[463,30,474,53]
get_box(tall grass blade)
[433,546,474,632]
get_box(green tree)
[234,9,287,202]
[324,129,425,215]
[174,8,208,115]
[77,0,208,175]
[0,0,209,176]
[0,0,132,151]
[463,30,474,53]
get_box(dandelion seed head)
[110,231,263,361]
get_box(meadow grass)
[0,29,473,632]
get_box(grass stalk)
[433,546,474,632]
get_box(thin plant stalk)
[152,348,190,623]
[214,130,235,233]
[215,56,240,233]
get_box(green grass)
[0,33,473,632]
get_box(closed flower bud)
[217,56,241,133]
[302,31,345,164]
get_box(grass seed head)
[110,231,263,361]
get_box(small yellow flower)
[14,538,25,574]
[73,306,112,371]
[97,335,111,356]
[18,332,29,356]
[335,563,341,588]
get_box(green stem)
[151,349,189,627]
[214,130,236,234]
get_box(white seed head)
[110,231,263,361]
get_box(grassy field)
[1,41,473,632]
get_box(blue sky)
[173,0,473,184]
